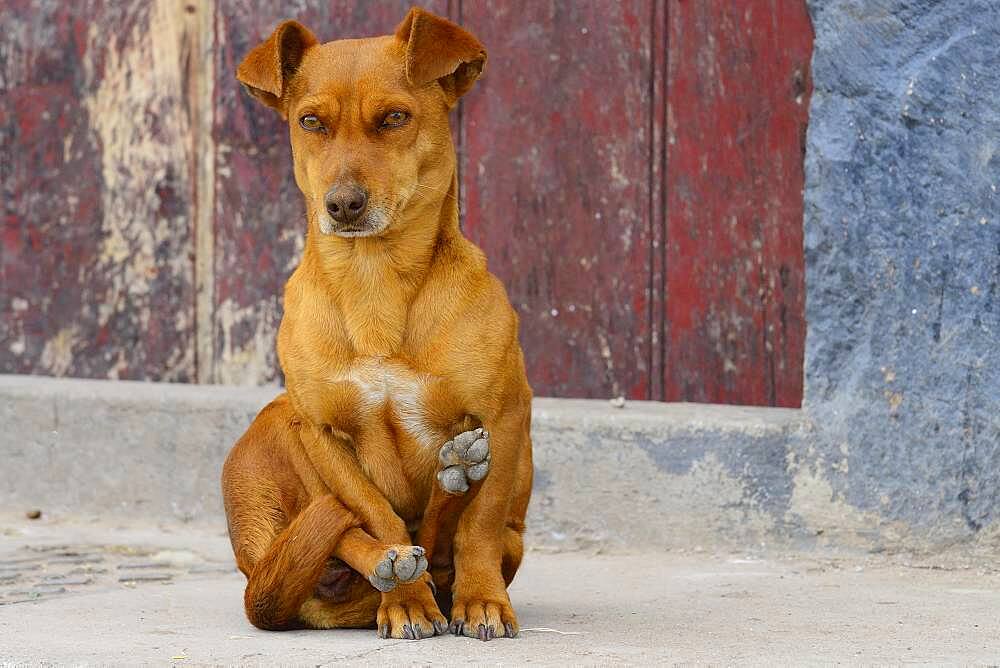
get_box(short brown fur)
[222,7,533,641]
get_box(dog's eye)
[381,111,410,128]
[299,115,324,132]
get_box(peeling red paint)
[663,0,812,407]
[461,0,655,400]
[1,1,196,381]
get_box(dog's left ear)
[395,7,486,106]
[236,20,318,117]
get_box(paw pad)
[437,427,491,494]
[369,545,427,592]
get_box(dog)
[221,7,534,642]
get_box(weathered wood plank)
[460,0,654,399]
[664,0,811,407]
[0,0,196,381]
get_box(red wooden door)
[460,1,655,401]
[459,0,811,406]
[1,0,812,407]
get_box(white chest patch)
[330,358,440,448]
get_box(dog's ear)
[395,7,486,106]
[236,20,318,117]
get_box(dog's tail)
[241,495,359,630]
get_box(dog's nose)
[325,185,368,225]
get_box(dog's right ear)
[236,20,318,117]
[395,7,486,107]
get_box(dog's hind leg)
[283,422,429,594]
[241,494,361,630]
[224,395,399,630]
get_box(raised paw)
[450,595,519,641]
[376,581,448,640]
[368,545,428,592]
[437,427,490,494]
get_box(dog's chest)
[331,357,439,448]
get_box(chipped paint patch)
[82,1,190,330]
[214,297,280,386]
[40,327,80,376]
[785,453,881,548]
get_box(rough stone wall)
[804,0,1000,545]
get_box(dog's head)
[236,7,485,238]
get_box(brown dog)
[221,7,533,642]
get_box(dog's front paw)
[376,580,448,639]
[450,592,519,641]
[368,545,428,592]
[437,427,490,494]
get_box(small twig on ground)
[520,627,586,635]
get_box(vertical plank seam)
[648,0,668,402]
[660,0,669,403]
[764,0,778,409]
[192,0,217,384]
[646,0,657,401]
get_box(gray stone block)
[803,0,1000,546]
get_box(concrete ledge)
[0,375,808,550]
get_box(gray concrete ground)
[2,515,1000,665]
[4,377,1000,664]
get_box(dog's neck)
[301,175,461,357]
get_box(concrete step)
[0,374,808,551]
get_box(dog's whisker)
[411,182,457,202]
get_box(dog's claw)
[477,624,489,641]
[505,622,517,638]
[378,623,389,639]
[450,619,465,636]
[433,619,446,635]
